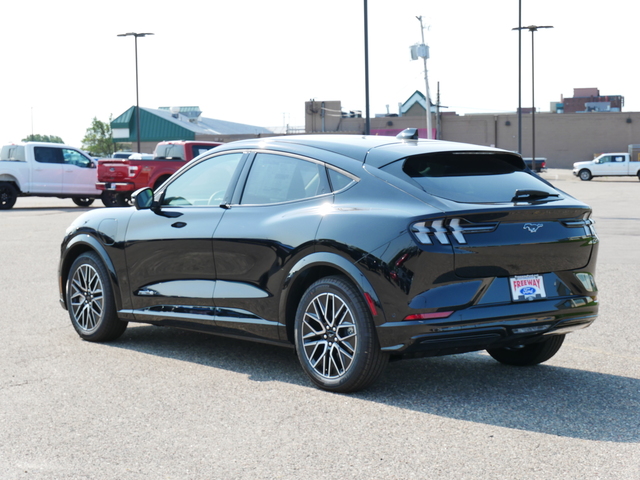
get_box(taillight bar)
[411,218,497,245]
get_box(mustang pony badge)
[524,223,543,233]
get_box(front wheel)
[66,252,128,342]
[487,334,565,366]
[0,182,18,209]
[579,169,592,181]
[294,276,388,393]
[73,197,94,207]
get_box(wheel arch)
[59,234,123,312]
[0,175,21,192]
[280,252,385,344]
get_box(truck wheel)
[487,334,565,366]
[579,169,592,181]
[0,182,18,210]
[114,192,132,207]
[101,191,130,207]
[73,197,95,207]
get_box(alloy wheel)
[300,292,358,379]
[69,263,104,333]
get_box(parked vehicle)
[112,151,137,159]
[522,157,547,173]
[573,145,640,180]
[59,130,599,392]
[0,142,105,209]
[96,140,222,206]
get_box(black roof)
[213,134,517,168]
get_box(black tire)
[579,169,592,181]
[487,334,565,366]
[101,191,130,207]
[294,275,388,393]
[72,197,95,207]
[66,252,128,342]
[0,182,18,210]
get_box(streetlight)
[412,16,433,139]
[117,32,154,153]
[512,25,552,172]
[364,0,370,135]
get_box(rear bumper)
[376,295,598,357]
[96,182,135,192]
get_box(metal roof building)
[111,106,273,152]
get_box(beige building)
[304,97,640,169]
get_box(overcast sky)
[1,0,637,147]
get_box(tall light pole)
[364,0,370,135]
[117,32,154,153]
[414,16,433,139]
[512,25,552,172]
[516,0,522,154]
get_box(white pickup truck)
[573,145,640,181]
[0,142,106,209]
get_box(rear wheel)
[66,252,128,342]
[294,276,388,393]
[0,182,18,209]
[487,334,565,366]
[101,191,130,207]
[72,197,94,207]
[579,169,592,181]
[153,176,171,191]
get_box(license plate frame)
[509,274,546,302]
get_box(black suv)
[59,131,599,392]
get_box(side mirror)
[132,187,154,210]
[132,186,182,218]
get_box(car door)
[124,151,245,325]
[30,146,64,193]
[62,148,100,195]
[594,155,617,175]
[609,154,627,175]
[211,152,332,342]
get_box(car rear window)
[383,152,559,203]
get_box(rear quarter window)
[383,151,558,203]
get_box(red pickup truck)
[96,140,222,206]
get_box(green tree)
[22,134,64,143]
[81,116,119,157]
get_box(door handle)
[171,222,187,228]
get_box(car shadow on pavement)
[110,324,639,444]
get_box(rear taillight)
[128,166,139,177]
[411,218,497,245]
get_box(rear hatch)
[382,150,597,278]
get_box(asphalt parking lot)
[1,169,638,479]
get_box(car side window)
[34,147,63,164]
[327,168,356,191]
[161,152,243,206]
[62,149,92,168]
[241,153,328,205]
